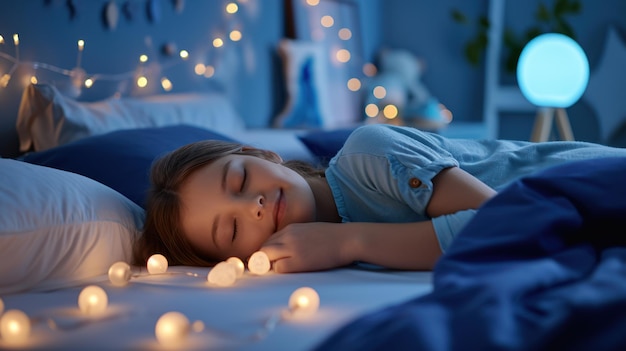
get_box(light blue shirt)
[325,124,626,252]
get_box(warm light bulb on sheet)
[226,257,245,277]
[248,251,271,275]
[155,311,190,346]
[207,261,237,287]
[147,254,169,274]
[0,309,31,345]
[78,285,108,316]
[108,261,132,287]
[288,287,320,318]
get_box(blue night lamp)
[517,33,589,142]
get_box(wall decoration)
[286,0,365,129]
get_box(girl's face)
[179,153,316,261]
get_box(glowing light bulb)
[365,103,379,118]
[320,15,334,28]
[77,39,85,51]
[0,309,30,345]
[225,2,238,14]
[155,311,190,346]
[84,78,94,88]
[0,74,11,88]
[288,287,320,318]
[213,38,224,48]
[347,78,361,91]
[226,257,245,277]
[179,50,189,59]
[147,254,169,274]
[161,77,173,91]
[336,49,351,63]
[108,261,132,287]
[229,30,242,42]
[139,54,148,63]
[12,34,19,46]
[0,35,4,44]
[383,104,398,119]
[338,28,352,40]
[373,86,386,99]
[207,261,237,287]
[194,63,206,75]
[78,285,108,315]
[248,251,271,275]
[136,76,148,88]
[204,65,215,78]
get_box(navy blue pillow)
[298,128,355,166]
[21,125,237,208]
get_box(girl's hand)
[260,222,355,273]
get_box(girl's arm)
[262,166,496,272]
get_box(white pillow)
[16,83,246,152]
[0,159,145,294]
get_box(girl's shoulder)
[341,124,441,154]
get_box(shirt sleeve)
[431,209,477,252]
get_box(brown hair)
[132,139,324,267]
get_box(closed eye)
[240,168,247,192]
[232,219,238,242]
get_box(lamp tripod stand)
[530,107,575,142]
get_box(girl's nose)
[251,194,264,219]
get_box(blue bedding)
[315,157,626,351]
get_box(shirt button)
[409,178,421,188]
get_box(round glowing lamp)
[288,287,320,318]
[517,33,588,142]
[155,311,190,346]
[248,251,271,275]
[226,257,245,277]
[147,254,169,274]
[0,309,31,345]
[78,285,108,316]
[517,33,589,108]
[108,261,132,287]
[207,261,237,287]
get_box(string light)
[78,285,108,316]
[287,287,320,319]
[147,254,169,274]
[155,311,190,347]
[226,257,245,277]
[108,261,132,287]
[0,309,31,345]
[248,251,271,275]
[0,1,249,94]
[207,261,237,287]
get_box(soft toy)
[363,49,451,130]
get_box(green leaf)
[536,3,551,22]
[555,19,575,38]
[451,9,467,24]
[478,15,490,29]
[465,42,481,66]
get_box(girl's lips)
[274,189,285,232]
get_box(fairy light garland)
[0,1,248,96]
[0,253,321,348]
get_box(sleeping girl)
[133,124,626,272]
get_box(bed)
[0,84,426,350]
[3,83,626,350]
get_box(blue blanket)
[315,157,626,351]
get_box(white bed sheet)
[0,267,432,350]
